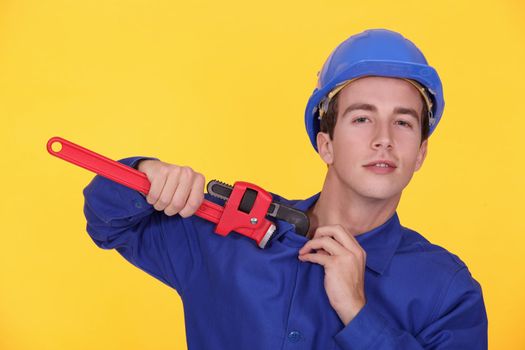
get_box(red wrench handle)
[47,137,151,194]
[46,136,224,223]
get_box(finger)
[314,225,357,251]
[316,249,330,256]
[298,252,330,266]
[165,167,194,216]
[178,173,205,217]
[147,168,170,207]
[314,225,366,260]
[155,168,180,212]
[298,236,347,256]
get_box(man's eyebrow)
[341,103,420,122]
[341,103,377,117]
[393,107,420,122]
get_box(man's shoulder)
[395,225,469,276]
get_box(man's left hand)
[298,224,367,326]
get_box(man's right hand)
[136,160,205,218]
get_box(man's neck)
[306,171,401,239]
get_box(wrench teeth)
[211,179,232,188]
[207,180,233,202]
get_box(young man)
[83,29,488,349]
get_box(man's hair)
[319,93,430,144]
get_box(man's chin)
[355,185,404,202]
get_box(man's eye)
[396,120,412,128]
[353,117,369,123]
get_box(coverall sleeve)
[82,156,199,297]
[334,267,488,349]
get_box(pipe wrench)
[47,136,309,248]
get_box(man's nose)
[371,123,393,149]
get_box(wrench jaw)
[207,180,232,202]
[258,224,276,249]
[207,180,310,237]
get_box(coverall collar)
[275,192,404,276]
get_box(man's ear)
[415,139,428,172]
[317,132,334,165]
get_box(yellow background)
[1,0,523,349]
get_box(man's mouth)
[363,160,397,168]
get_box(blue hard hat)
[304,28,445,152]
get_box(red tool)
[47,136,276,248]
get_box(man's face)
[317,76,428,201]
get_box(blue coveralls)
[82,156,488,349]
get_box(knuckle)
[335,224,345,232]
[321,236,331,244]
[159,166,170,176]
[170,198,185,212]
[181,166,193,177]
[195,173,205,184]
[157,198,169,207]
[153,203,163,211]
[178,209,192,218]
[168,165,181,176]
[355,249,365,259]
[332,255,341,264]
[187,198,202,210]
